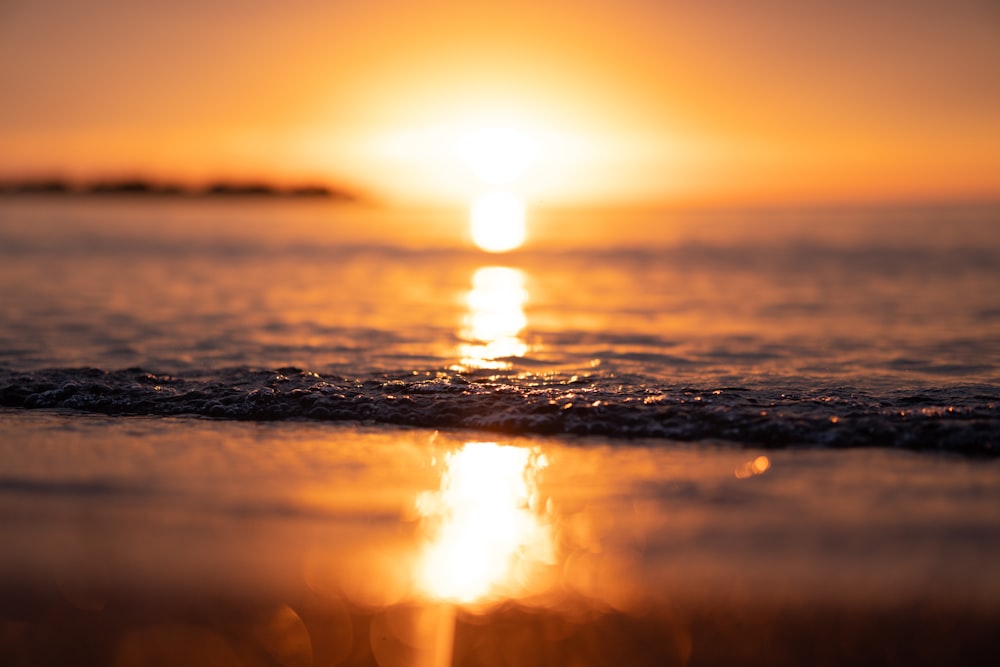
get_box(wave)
[1,367,997,456]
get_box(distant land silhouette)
[0,178,363,201]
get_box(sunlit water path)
[1,199,997,453]
[1,199,999,664]
[2,411,998,666]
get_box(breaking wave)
[2,367,996,456]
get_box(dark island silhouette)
[0,177,363,201]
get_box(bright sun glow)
[470,192,526,252]
[459,126,537,252]
[459,127,539,185]
[416,442,553,603]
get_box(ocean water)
[1,197,999,665]
[1,197,998,452]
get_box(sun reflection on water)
[415,442,554,604]
[456,266,529,371]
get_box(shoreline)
[2,410,999,664]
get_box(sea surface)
[1,197,999,665]
[1,197,998,452]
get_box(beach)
[2,411,999,666]
[4,0,1000,662]
[1,197,999,664]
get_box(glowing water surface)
[455,266,529,370]
[416,442,553,602]
[2,199,1000,664]
[2,412,1000,665]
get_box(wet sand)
[4,585,998,666]
[2,410,998,665]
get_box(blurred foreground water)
[1,198,999,664]
[2,411,999,666]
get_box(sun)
[458,125,538,252]
[470,192,526,253]
[459,127,539,186]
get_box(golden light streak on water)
[456,266,529,370]
[415,442,554,604]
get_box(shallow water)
[2,410,998,665]
[4,409,999,605]
[1,198,999,664]
[1,198,998,452]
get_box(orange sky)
[1,0,998,205]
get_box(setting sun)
[458,127,539,185]
[469,191,527,252]
[0,2,998,665]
